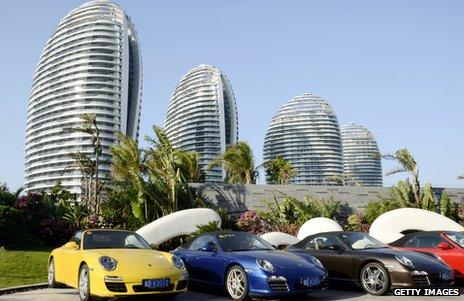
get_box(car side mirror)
[64,241,79,250]
[438,242,453,250]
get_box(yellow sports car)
[48,229,188,301]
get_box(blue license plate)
[302,277,320,287]
[143,278,170,289]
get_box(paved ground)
[1,287,463,301]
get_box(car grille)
[132,283,175,292]
[268,279,289,292]
[105,282,127,292]
[412,275,430,286]
[176,280,188,290]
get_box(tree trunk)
[412,170,421,207]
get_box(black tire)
[225,265,249,301]
[359,262,390,296]
[47,258,57,288]
[48,258,65,288]
[78,264,95,301]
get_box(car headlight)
[256,259,274,273]
[310,256,324,269]
[395,255,414,267]
[172,255,186,270]
[99,256,117,271]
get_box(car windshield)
[446,232,464,248]
[217,232,275,252]
[341,232,386,250]
[82,230,151,250]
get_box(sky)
[0,0,463,190]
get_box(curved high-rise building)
[341,122,383,187]
[25,0,142,194]
[164,64,239,182]
[263,93,343,185]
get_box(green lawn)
[0,249,51,288]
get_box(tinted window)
[70,231,82,247]
[341,232,385,250]
[83,231,151,250]
[404,235,444,248]
[189,235,215,251]
[446,233,464,248]
[217,233,274,252]
[304,235,343,250]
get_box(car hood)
[86,249,173,269]
[231,250,318,270]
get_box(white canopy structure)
[260,232,300,248]
[136,208,221,246]
[369,208,464,243]
[297,217,343,240]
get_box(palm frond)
[385,167,407,177]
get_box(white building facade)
[341,122,383,186]
[164,65,239,182]
[263,93,343,185]
[25,0,142,194]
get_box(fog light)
[411,271,428,276]
[268,276,287,282]
[104,276,124,282]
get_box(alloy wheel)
[226,266,248,300]
[47,259,55,287]
[79,265,89,301]
[361,263,389,295]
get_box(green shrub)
[439,192,457,220]
[345,214,362,231]
[363,199,402,224]
[0,190,15,207]
[0,206,28,248]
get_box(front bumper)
[90,271,189,297]
[246,268,328,297]
[387,266,454,288]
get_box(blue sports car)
[173,231,328,300]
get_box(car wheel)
[48,258,58,288]
[225,265,249,301]
[78,264,94,301]
[360,262,390,295]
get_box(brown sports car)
[286,231,454,295]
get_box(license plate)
[302,277,320,287]
[143,278,170,289]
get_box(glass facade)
[263,93,343,185]
[164,65,239,182]
[25,0,142,194]
[340,122,383,187]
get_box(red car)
[389,231,464,279]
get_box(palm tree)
[144,126,197,216]
[382,148,421,207]
[64,114,103,213]
[209,141,258,184]
[263,156,296,185]
[111,133,146,222]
